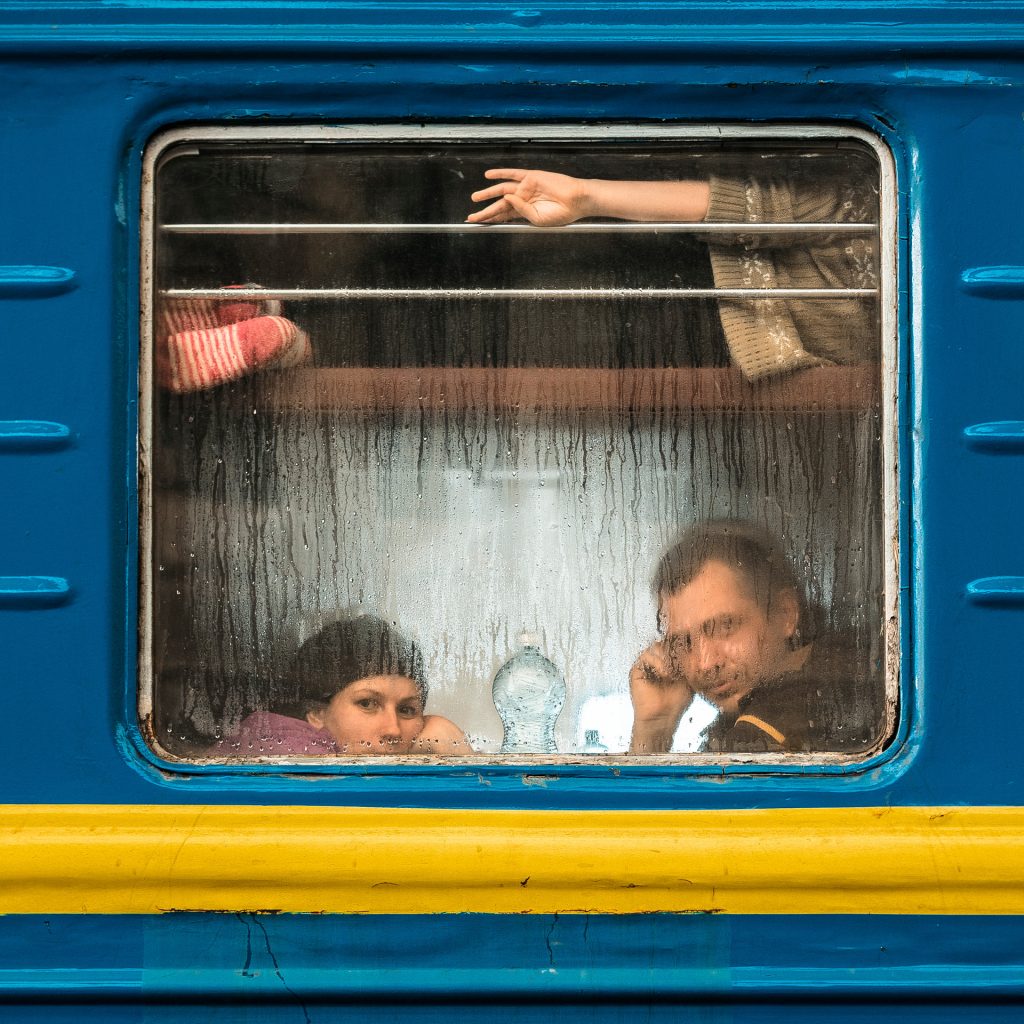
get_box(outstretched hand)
[467,168,590,226]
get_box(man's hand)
[628,641,694,754]
[467,168,590,226]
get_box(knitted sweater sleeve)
[706,175,871,232]
[703,175,878,380]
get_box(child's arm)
[411,715,474,755]
[467,168,710,226]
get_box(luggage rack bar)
[161,222,876,235]
[162,286,877,300]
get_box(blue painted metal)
[961,266,1024,298]
[0,913,1021,1010]
[964,421,1024,452]
[1,4,1024,54]
[0,576,72,608]
[0,421,72,451]
[7,0,1021,809]
[4,964,1024,1003]
[0,266,76,298]
[966,577,1024,606]
[2,1,1024,1016]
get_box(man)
[629,521,884,754]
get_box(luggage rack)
[163,287,877,300]
[158,220,878,299]
[160,221,876,235]
[155,218,881,411]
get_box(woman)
[467,167,878,380]
[213,615,470,757]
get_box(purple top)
[210,711,338,757]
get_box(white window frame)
[138,122,899,767]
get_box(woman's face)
[306,675,425,754]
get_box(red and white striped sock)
[157,294,311,393]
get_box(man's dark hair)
[654,520,810,635]
[275,614,427,717]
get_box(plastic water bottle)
[491,633,567,753]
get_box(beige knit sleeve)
[702,175,877,381]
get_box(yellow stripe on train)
[1,805,1022,916]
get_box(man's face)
[660,559,798,716]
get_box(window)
[140,125,896,764]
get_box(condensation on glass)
[140,126,897,764]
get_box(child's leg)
[158,293,310,393]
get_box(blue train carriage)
[2,1,1024,1019]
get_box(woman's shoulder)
[211,711,337,757]
[412,715,473,755]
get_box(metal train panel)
[1,0,1023,1018]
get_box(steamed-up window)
[141,127,896,763]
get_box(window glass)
[142,129,893,762]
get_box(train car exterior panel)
[2,1,1024,1018]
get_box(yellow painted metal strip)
[1,805,1023,916]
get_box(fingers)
[467,171,531,221]
[465,197,516,224]
[631,641,680,690]
[644,640,672,673]
[483,168,529,182]
[467,178,529,223]
[501,192,539,220]
[470,181,519,203]
[468,169,572,225]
